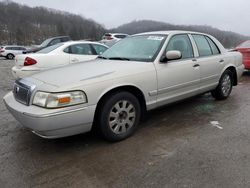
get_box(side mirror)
[166,50,182,60]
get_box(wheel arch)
[6,53,15,59]
[222,65,238,86]
[93,85,147,124]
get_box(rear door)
[68,43,97,63]
[191,34,224,91]
[155,34,201,106]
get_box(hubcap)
[108,100,136,134]
[221,74,231,96]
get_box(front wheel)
[211,70,233,100]
[98,91,141,142]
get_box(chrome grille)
[13,79,36,106]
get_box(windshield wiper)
[108,57,131,61]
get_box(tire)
[211,70,233,100]
[97,91,141,142]
[7,53,14,60]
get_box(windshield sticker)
[147,36,164,41]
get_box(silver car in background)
[3,31,244,141]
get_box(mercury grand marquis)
[3,31,244,141]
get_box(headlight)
[33,91,87,108]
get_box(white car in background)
[0,46,27,59]
[100,33,129,47]
[12,41,108,78]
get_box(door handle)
[71,58,79,62]
[193,64,200,68]
[219,59,224,63]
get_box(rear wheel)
[98,91,141,142]
[6,53,14,60]
[211,70,233,100]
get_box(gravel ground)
[0,57,250,188]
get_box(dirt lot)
[0,57,250,188]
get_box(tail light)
[24,57,37,66]
[0,49,4,53]
[107,36,114,40]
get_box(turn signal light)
[58,97,71,104]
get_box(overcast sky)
[10,0,250,35]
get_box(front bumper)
[3,92,96,138]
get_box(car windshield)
[100,35,166,62]
[40,38,51,47]
[238,41,250,48]
[37,43,63,54]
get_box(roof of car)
[134,30,208,36]
[61,40,108,47]
[104,33,129,36]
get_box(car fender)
[97,82,147,103]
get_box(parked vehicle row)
[3,30,244,142]
[23,36,71,54]
[12,41,108,78]
[0,45,27,59]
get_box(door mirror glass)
[166,50,182,60]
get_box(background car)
[12,41,108,78]
[0,45,27,59]
[100,33,129,47]
[235,40,250,70]
[23,36,71,54]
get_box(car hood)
[30,59,154,88]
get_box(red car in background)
[235,40,250,70]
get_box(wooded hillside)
[111,20,249,48]
[0,1,106,45]
[0,1,249,48]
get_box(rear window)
[92,44,108,55]
[37,43,63,54]
[238,41,250,48]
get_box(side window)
[49,39,61,46]
[63,47,70,53]
[5,47,11,50]
[192,35,212,57]
[92,44,108,55]
[205,36,220,55]
[69,44,93,55]
[166,34,194,59]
